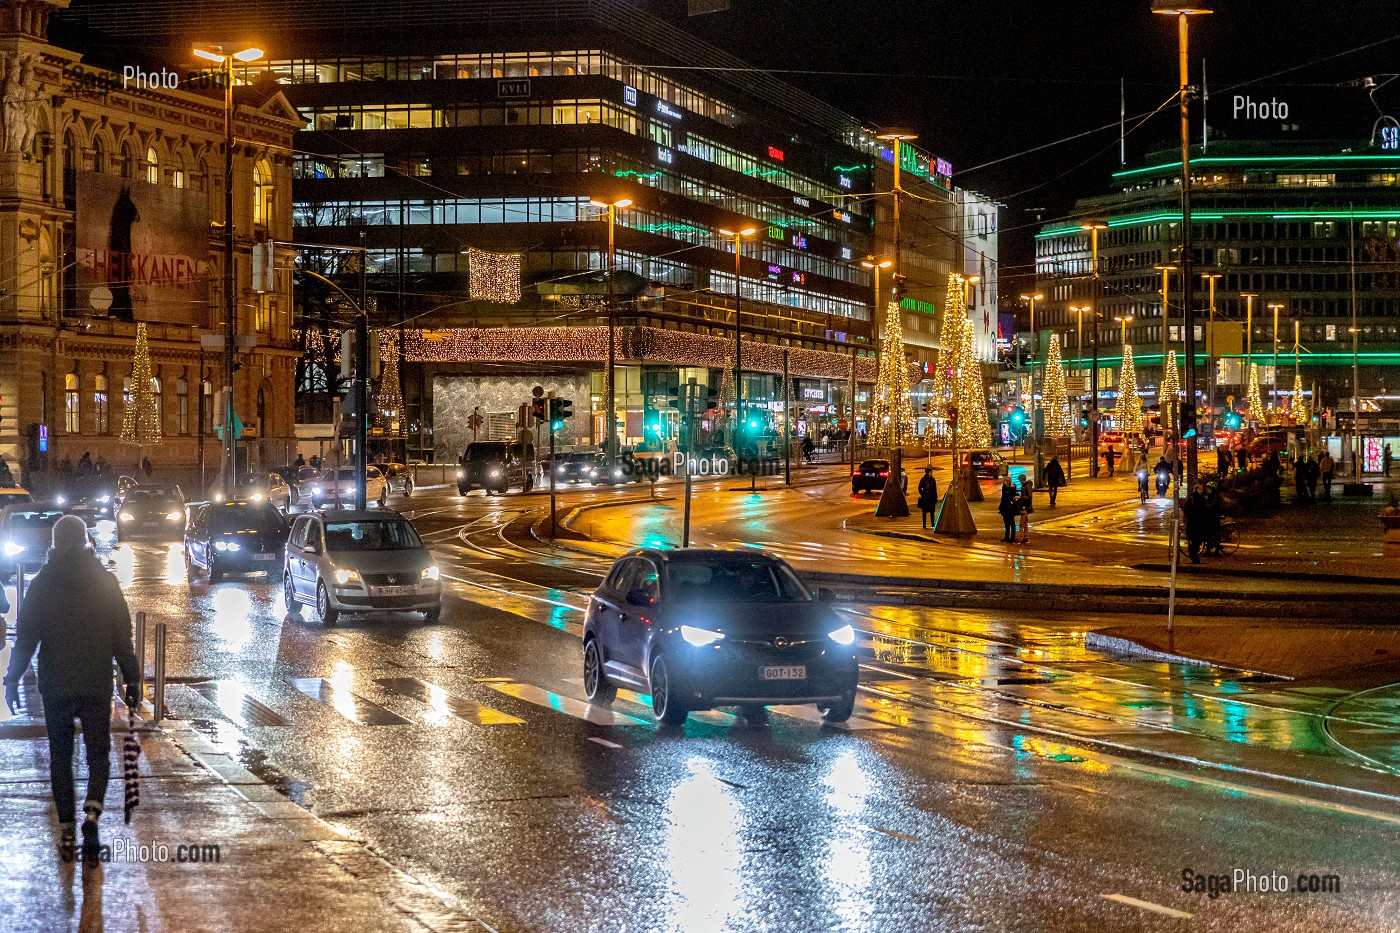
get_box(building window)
[253,159,274,225]
[145,146,158,185]
[64,373,80,434]
[176,378,189,434]
[169,154,186,189]
[92,137,106,173]
[94,375,110,434]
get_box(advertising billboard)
[962,191,999,361]
[75,172,210,324]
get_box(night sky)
[661,0,1400,292]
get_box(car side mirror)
[304,543,320,555]
[815,587,835,602]
[625,589,653,607]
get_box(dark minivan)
[457,441,535,495]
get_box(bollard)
[153,622,167,724]
[134,611,146,702]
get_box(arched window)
[92,137,106,174]
[121,142,138,179]
[252,159,274,225]
[64,373,80,434]
[144,146,158,185]
[94,375,110,434]
[169,153,186,189]
[63,131,79,202]
[176,378,189,434]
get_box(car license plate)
[252,553,275,561]
[370,584,414,597]
[762,665,806,680]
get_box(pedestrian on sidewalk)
[801,433,815,464]
[1184,483,1208,563]
[997,477,1019,542]
[1103,446,1118,477]
[1319,450,1335,499]
[1044,456,1066,507]
[1304,454,1320,502]
[1216,446,1233,477]
[916,467,938,529]
[1386,443,1394,477]
[2,515,139,857]
[1294,458,1309,504]
[1017,475,1034,543]
[1236,444,1249,473]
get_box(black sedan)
[851,458,907,495]
[582,549,860,726]
[184,499,289,584]
[544,452,602,485]
[115,486,186,539]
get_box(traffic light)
[531,397,546,424]
[1009,406,1026,428]
[1079,407,1090,428]
[548,397,573,432]
[1179,403,1198,440]
[946,405,958,426]
[666,386,682,409]
[1223,410,1242,431]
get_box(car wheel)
[207,560,222,584]
[284,573,302,616]
[403,479,413,498]
[649,654,688,726]
[819,691,856,723]
[184,553,197,584]
[740,704,769,724]
[422,606,441,624]
[458,484,469,497]
[851,484,860,495]
[316,580,339,626]
[583,638,616,705]
[378,488,387,508]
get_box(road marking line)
[484,680,650,727]
[289,678,413,726]
[375,677,525,726]
[1101,894,1192,919]
[588,736,623,749]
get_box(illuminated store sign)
[656,101,683,120]
[767,146,785,161]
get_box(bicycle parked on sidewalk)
[1178,519,1240,558]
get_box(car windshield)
[323,520,422,552]
[208,504,285,533]
[328,470,361,481]
[466,444,507,461]
[7,510,64,529]
[0,493,32,507]
[298,468,320,480]
[665,558,811,603]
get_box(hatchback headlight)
[421,565,440,582]
[166,511,182,522]
[3,541,23,556]
[118,512,135,522]
[828,624,856,646]
[334,568,361,585]
[680,625,725,647]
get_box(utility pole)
[355,228,369,511]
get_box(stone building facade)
[0,0,301,489]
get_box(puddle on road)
[186,717,315,809]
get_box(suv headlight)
[680,625,725,647]
[334,568,361,585]
[421,565,440,582]
[828,624,856,646]
[3,541,23,556]
[166,511,183,522]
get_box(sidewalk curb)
[1132,562,1400,587]
[1083,631,1291,679]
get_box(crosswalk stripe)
[289,677,412,726]
[375,677,524,725]
[482,679,649,727]
[766,702,892,731]
[191,681,289,727]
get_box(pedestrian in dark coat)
[1184,484,1208,563]
[3,515,139,856]
[1044,457,1066,506]
[1294,458,1309,503]
[916,468,938,529]
[1386,443,1394,477]
[997,478,1019,542]
[1216,446,1233,476]
[1236,445,1249,472]
[1304,455,1320,502]
[1017,476,1034,542]
[1318,451,1335,499]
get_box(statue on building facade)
[0,53,40,155]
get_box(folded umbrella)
[122,704,141,824]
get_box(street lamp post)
[1153,0,1212,486]
[718,226,757,443]
[1019,292,1044,483]
[861,257,893,316]
[1268,302,1285,414]
[193,44,263,491]
[1082,221,1108,476]
[590,197,632,470]
[1115,314,1134,348]
[1202,272,1221,414]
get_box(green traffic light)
[551,420,563,432]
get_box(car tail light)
[852,469,860,476]
[878,470,889,477]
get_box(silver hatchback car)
[283,509,441,625]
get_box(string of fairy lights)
[120,323,162,448]
[1041,334,1075,439]
[1117,344,1145,436]
[466,248,523,304]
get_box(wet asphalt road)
[48,484,1400,931]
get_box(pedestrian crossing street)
[181,673,892,735]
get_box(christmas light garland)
[1161,350,1181,435]
[467,248,522,304]
[868,298,917,447]
[120,323,162,447]
[952,312,992,449]
[1245,362,1268,425]
[1041,334,1074,438]
[376,330,403,421]
[1290,371,1309,426]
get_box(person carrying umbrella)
[3,515,139,856]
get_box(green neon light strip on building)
[1065,352,1400,366]
[832,164,866,172]
[1036,208,1400,239]
[611,170,663,180]
[1111,153,1400,179]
